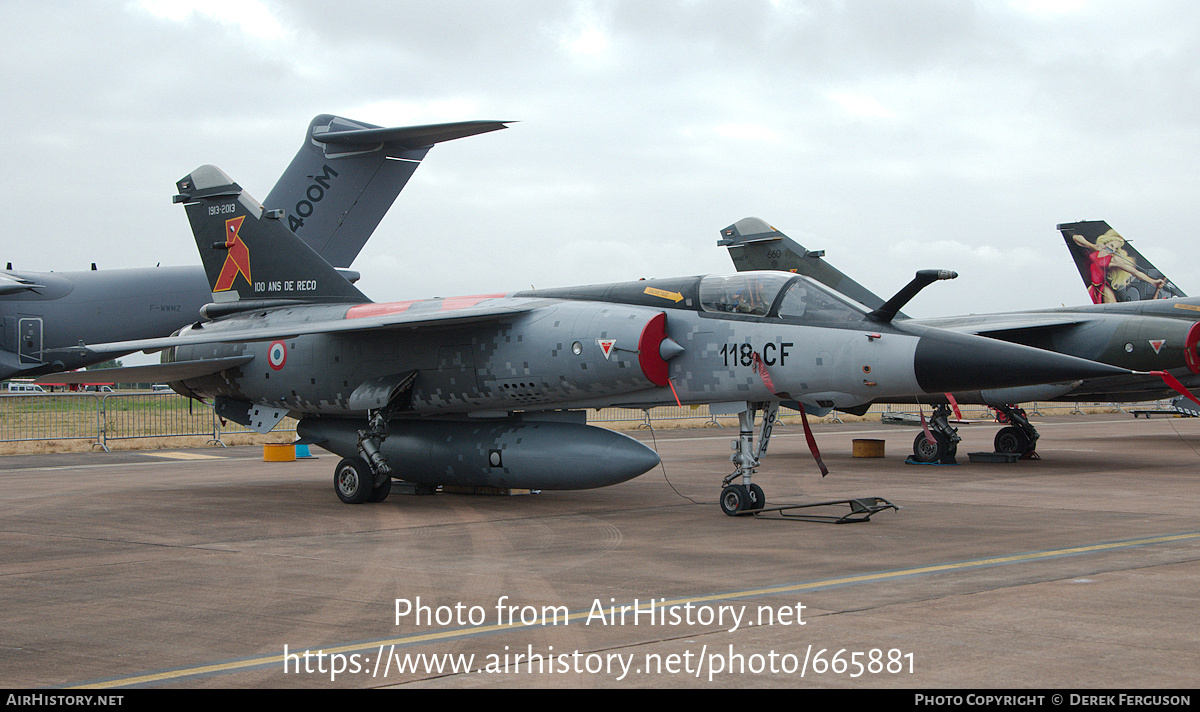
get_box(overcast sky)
[4,0,1199,319]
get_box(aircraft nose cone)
[913,330,1128,393]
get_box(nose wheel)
[720,483,766,516]
[716,401,896,523]
[911,430,957,463]
[906,404,960,464]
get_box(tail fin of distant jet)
[718,217,892,312]
[1058,220,1186,304]
[174,165,370,307]
[265,115,510,269]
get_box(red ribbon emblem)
[214,215,251,292]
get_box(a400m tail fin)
[264,115,510,269]
[174,165,370,307]
[1058,220,1186,304]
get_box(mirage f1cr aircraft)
[2,114,507,380]
[720,217,1200,462]
[1060,220,1200,416]
[46,167,1139,515]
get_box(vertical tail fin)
[1058,220,1186,304]
[264,115,510,268]
[174,165,370,305]
[719,217,892,312]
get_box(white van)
[151,384,173,392]
[6,382,46,393]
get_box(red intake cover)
[1185,321,1200,375]
[637,312,671,387]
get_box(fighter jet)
[1059,220,1199,417]
[720,218,1200,462]
[1,115,507,380]
[45,167,1140,515]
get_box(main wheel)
[367,477,392,503]
[994,426,1031,455]
[334,457,374,504]
[720,484,749,516]
[912,431,951,463]
[748,483,766,511]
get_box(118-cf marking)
[720,342,792,367]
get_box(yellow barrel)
[851,439,885,458]
[263,443,297,462]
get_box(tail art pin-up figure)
[1072,229,1164,304]
[1059,222,1183,304]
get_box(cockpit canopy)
[698,272,790,316]
[698,271,866,323]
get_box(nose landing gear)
[717,401,896,523]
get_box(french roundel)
[268,341,287,371]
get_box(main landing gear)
[906,403,1040,463]
[331,409,397,504]
[907,404,960,464]
[333,372,418,504]
[991,405,1039,458]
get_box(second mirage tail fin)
[1058,220,1185,304]
[719,217,891,312]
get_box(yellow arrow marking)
[644,287,683,302]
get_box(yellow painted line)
[140,452,227,460]
[69,530,1200,689]
[720,531,1200,599]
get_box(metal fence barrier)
[0,392,1178,450]
[0,392,298,451]
[0,393,103,444]
[100,392,221,445]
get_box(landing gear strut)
[332,409,397,504]
[717,401,896,522]
[992,405,1039,458]
[719,402,777,515]
[908,404,960,464]
[333,371,417,504]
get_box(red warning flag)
[752,351,828,477]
